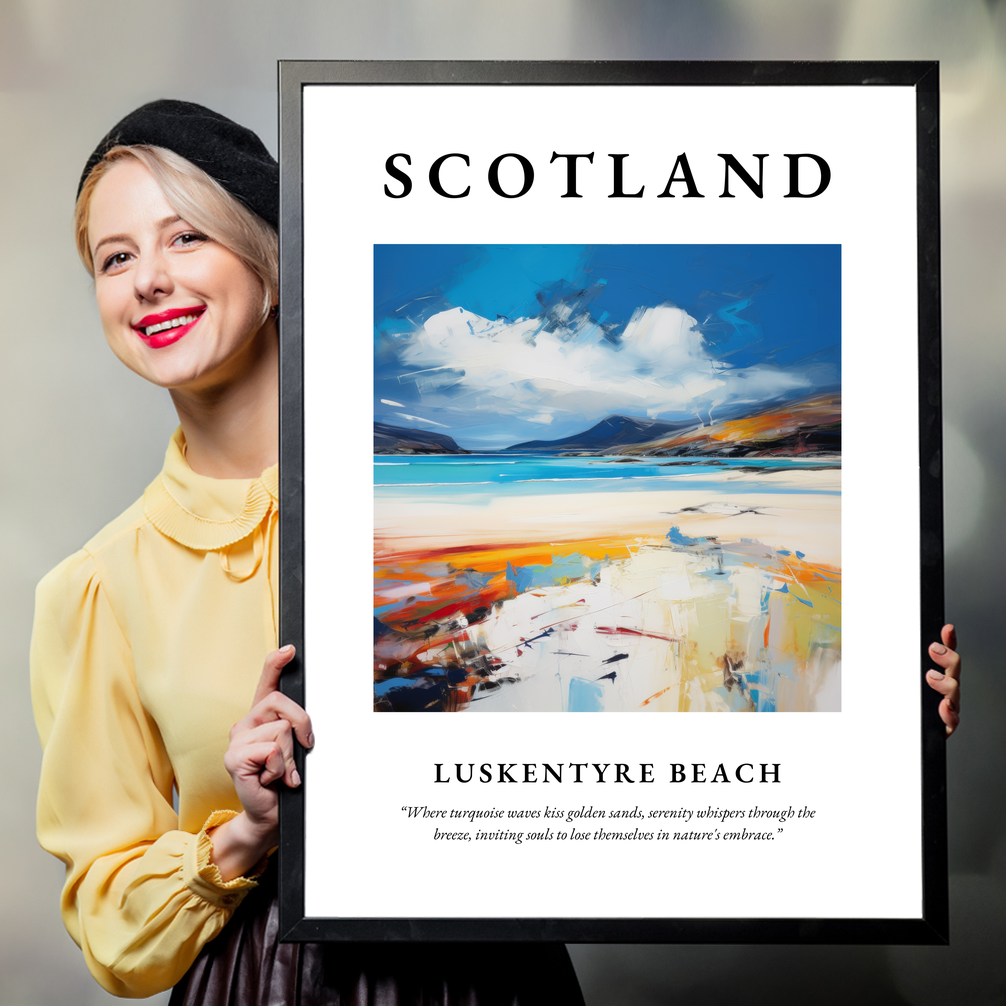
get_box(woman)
[31,100,586,1003]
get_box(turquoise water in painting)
[374,454,841,499]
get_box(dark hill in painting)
[498,394,840,457]
[619,393,841,457]
[502,414,696,454]
[374,422,469,454]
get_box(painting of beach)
[373,245,841,713]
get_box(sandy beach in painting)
[374,463,840,713]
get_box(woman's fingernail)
[928,669,944,679]
[307,732,315,748]
[931,643,947,654]
[280,644,295,654]
[291,768,301,787]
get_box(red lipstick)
[132,306,205,349]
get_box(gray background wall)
[1,2,1002,1003]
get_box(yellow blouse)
[31,429,279,998]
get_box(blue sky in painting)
[374,245,840,450]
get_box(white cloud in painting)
[397,305,810,423]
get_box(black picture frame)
[277,60,945,944]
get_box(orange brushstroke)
[375,536,637,634]
[640,684,675,707]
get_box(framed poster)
[277,61,946,943]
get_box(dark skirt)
[169,869,585,1006]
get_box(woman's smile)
[133,305,207,347]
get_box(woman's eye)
[101,251,131,273]
[173,231,208,248]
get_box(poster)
[279,62,945,942]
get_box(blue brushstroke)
[666,525,704,547]
[568,677,605,712]
[716,298,762,353]
[508,554,604,594]
[455,570,495,591]
[773,582,814,608]
[374,676,427,696]
[519,627,556,649]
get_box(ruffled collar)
[143,428,278,551]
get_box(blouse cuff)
[183,810,269,909]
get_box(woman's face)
[87,158,270,393]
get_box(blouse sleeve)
[31,549,262,998]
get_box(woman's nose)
[133,249,173,302]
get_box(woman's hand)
[209,645,314,881]
[926,624,961,738]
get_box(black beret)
[77,99,278,228]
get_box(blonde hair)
[75,145,278,322]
